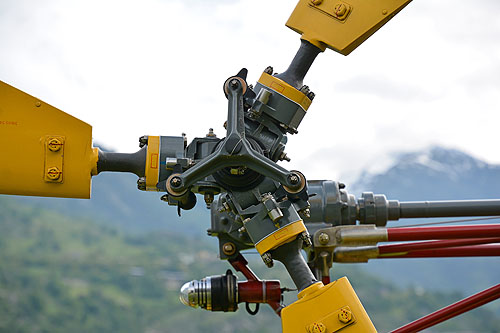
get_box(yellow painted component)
[282,277,377,333]
[286,0,412,55]
[44,136,65,183]
[0,80,98,198]
[257,72,312,111]
[255,220,307,255]
[145,135,160,191]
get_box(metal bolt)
[47,138,62,152]
[338,308,353,323]
[218,201,231,213]
[35,101,41,107]
[137,177,146,191]
[261,252,274,268]
[382,9,388,15]
[139,135,148,148]
[230,79,239,89]
[334,3,348,17]
[310,0,323,5]
[307,322,327,333]
[46,167,61,180]
[299,85,310,95]
[300,232,312,248]
[264,66,274,75]
[338,182,346,189]
[170,176,182,187]
[279,152,291,162]
[307,91,315,101]
[206,128,216,137]
[303,208,311,218]
[204,193,214,208]
[289,173,300,185]
[318,232,330,245]
[222,242,236,256]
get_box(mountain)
[1,196,499,332]
[5,145,500,313]
[350,146,500,298]
[352,146,500,200]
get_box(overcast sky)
[1,0,499,184]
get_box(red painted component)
[322,276,331,285]
[380,244,500,258]
[390,284,500,333]
[229,254,259,281]
[378,237,500,254]
[229,254,283,315]
[238,280,282,308]
[387,224,500,241]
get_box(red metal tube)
[391,284,500,333]
[378,237,500,254]
[387,224,500,241]
[229,254,283,315]
[379,244,500,258]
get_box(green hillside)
[0,196,498,332]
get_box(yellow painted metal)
[44,136,65,183]
[145,135,160,191]
[257,72,312,111]
[255,220,307,255]
[282,277,377,332]
[0,80,98,198]
[286,0,412,55]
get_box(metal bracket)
[44,135,65,183]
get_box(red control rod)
[378,238,500,254]
[387,224,500,241]
[379,244,500,258]
[391,284,500,333]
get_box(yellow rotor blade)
[287,0,412,55]
[0,80,98,199]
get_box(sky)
[1,0,499,185]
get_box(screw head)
[222,242,236,256]
[138,135,148,148]
[230,79,239,89]
[47,167,61,180]
[334,3,348,17]
[137,177,146,190]
[338,308,353,323]
[47,138,62,152]
[318,232,330,245]
[261,252,274,268]
[264,66,274,75]
[310,0,323,5]
[170,176,182,187]
[289,173,300,185]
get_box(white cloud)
[1,0,499,184]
